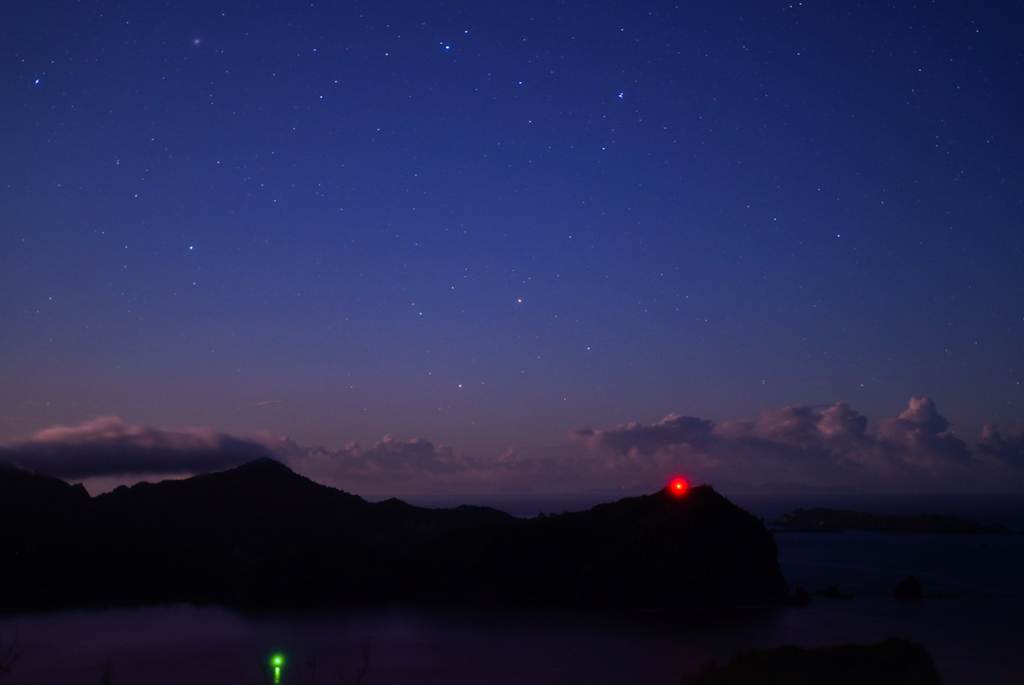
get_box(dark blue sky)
[2,1,1022,494]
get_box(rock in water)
[894,576,925,601]
[682,637,943,685]
[814,585,853,600]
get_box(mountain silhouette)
[0,459,790,613]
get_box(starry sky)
[2,1,1023,495]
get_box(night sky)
[2,1,1023,496]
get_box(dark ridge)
[0,461,791,614]
[773,507,1009,535]
[0,464,92,610]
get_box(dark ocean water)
[1,494,1021,684]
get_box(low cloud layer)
[3,398,1022,493]
[977,424,1024,463]
[569,397,1019,491]
[0,416,277,479]
[282,436,595,494]
[281,434,474,483]
[281,397,1024,494]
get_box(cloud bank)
[0,416,277,479]
[3,398,1021,493]
[569,397,1018,491]
[280,434,475,482]
[281,397,1023,494]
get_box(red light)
[669,477,689,496]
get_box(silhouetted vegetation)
[681,637,942,685]
[101,659,113,685]
[0,459,791,613]
[0,630,18,679]
[338,643,370,685]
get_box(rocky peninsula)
[0,459,792,613]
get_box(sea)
[1,493,1022,684]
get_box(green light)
[270,653,285,684]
